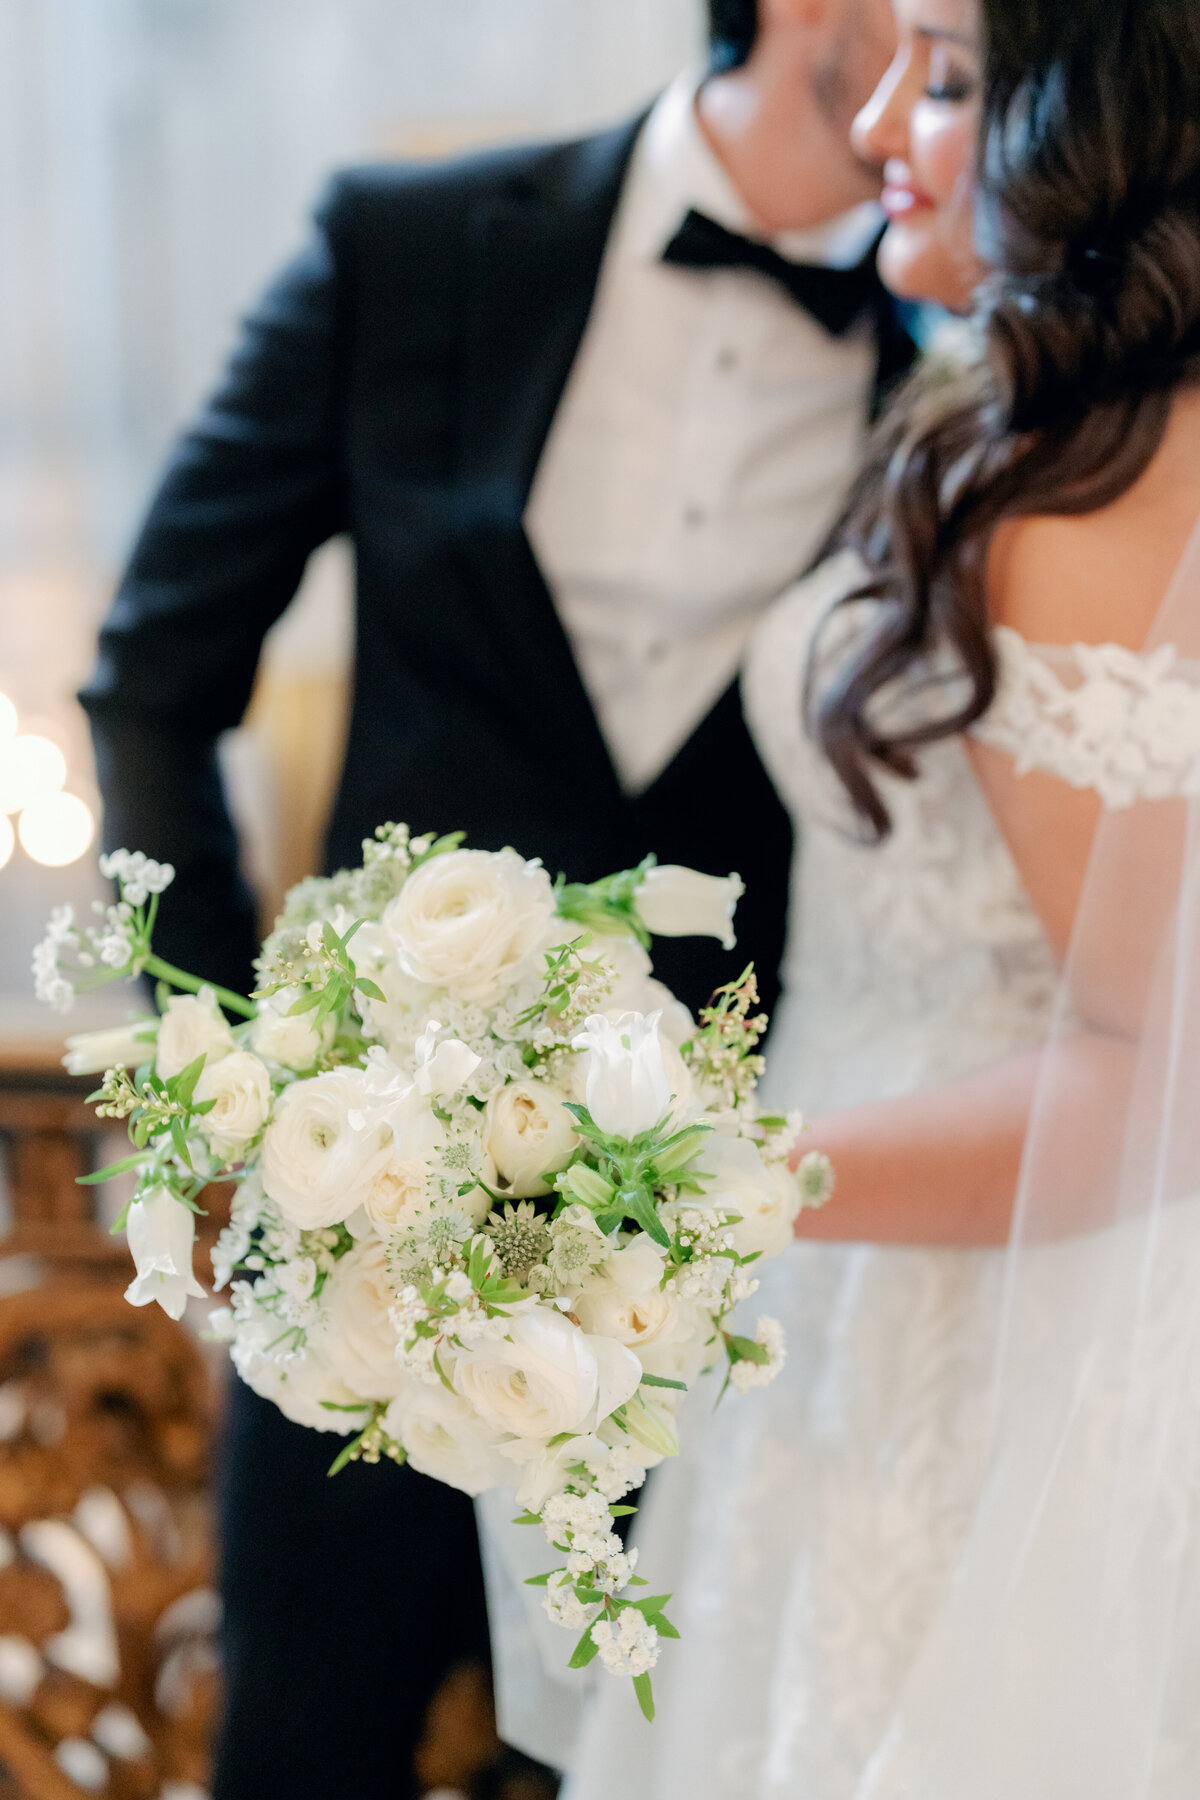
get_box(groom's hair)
[708,0,759,72]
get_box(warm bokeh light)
[0,813,13,871]
[18,792,95,867]
[0,693,16,742]
[0,733,68,815]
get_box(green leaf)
[287,989,323,1016]
[633,1672,655,1722]
[169,1053,208,1110]
[432,1350,457,1396]
[624,1186,670,1249]
[523,1571,553,1587]
[648,1612,680,1640]
[609,1505,638,1518]
[319,1401,372,1413]
[355,977,386,1002]
[169,1117,195,1172]
[639,1373,687,1391]
[629,1595,672,1616]
[511,1512,541,1527]
[77,1151,150,1187]
[569,1629,601,1671]
[727,1334,771,1366]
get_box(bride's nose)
[852,45,912,167]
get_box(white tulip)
[454,1308,641,1441]
[413,1020,482,1099]
[384,1383,511,1497]
[310,1240,407,1401]
[124,1188,205,1321]
[572,1011,671,1140]
[383,848,556,1003]
[62,1022,156,1077]
[195,1051,272,1159]
[483,1079,578,1197]
[260,1068,393,1230]
[155,991,235,1083]
[635,865,744,951]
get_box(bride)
[565,0,1200,1794]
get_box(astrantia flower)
[485,1202,552,1280]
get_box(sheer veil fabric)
[858,515,1200,1799]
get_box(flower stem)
[143,955,257,1020]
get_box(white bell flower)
[572,1011,671,1141]
[124,1188,205,1321]
[634,865,744,950]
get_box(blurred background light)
[18,793,96,868]
[0,694,17,742]
[0,814,13,871]
[0,735,69,816]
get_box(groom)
[82,0,908,1793]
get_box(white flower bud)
[572,1011,671,1141]
[124,1188,205,1321]
[634,865,743,951]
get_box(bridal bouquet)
[35,827,832,1717]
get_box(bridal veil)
[858,514,1200,1799]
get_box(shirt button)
[683,503,707,528]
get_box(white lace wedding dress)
[564,545,1200,1800]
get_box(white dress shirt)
[524,71,883,795]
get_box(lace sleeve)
[971,625,1200,808]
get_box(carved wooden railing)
[0,1050,217,1800]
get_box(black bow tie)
[661,208,883,338]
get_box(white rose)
[483,1080,578,1198]
[383,1383,511,1497]
[195,1051,272,1159]
[250,988,331,1072]
[63,1021,156,1077]
[359,1158,431,1237]
[124,1187,206,1321]
[574,1234,701,1377]
[383,848,555,1002]
[700,1132,802,1260]
[310,1239,407,1401]
[155,991,235,1082]
[454,1308,641,1440]
[635,865,744,950]
[260,1068,393,1230]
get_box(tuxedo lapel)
[455,118,643,796]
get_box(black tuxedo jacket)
[82,113,916,1025]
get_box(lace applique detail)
[973,626,1200,809]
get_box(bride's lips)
[881,161,934,222]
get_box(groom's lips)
[881,161,934,221]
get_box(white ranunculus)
[635,864,744,950]
[250,988,331,1072]
[124,1188,206,1321]
[700,1132,803,1260]
[413,1020,482,1099]
[483,1080,578,1198]
[310,1239,406,1401]
[62,1022,156,1077]
[194,1050,272,1159]
[383,848,556,1003]
[155,991,236,1083]
[350,923,435,1056]
[384,1383,511,1497]
[226,1319,363,1434]
[574,1234,700,1375]
[259,1068,393,1230]
[572,1011,671,1140]
[360,1158,431,1238]
[454,1308,641,1441]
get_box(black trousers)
[212,1378,492,1799]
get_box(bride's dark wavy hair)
[815,0,1200,837]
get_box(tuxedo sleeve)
[80,181,352,997]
